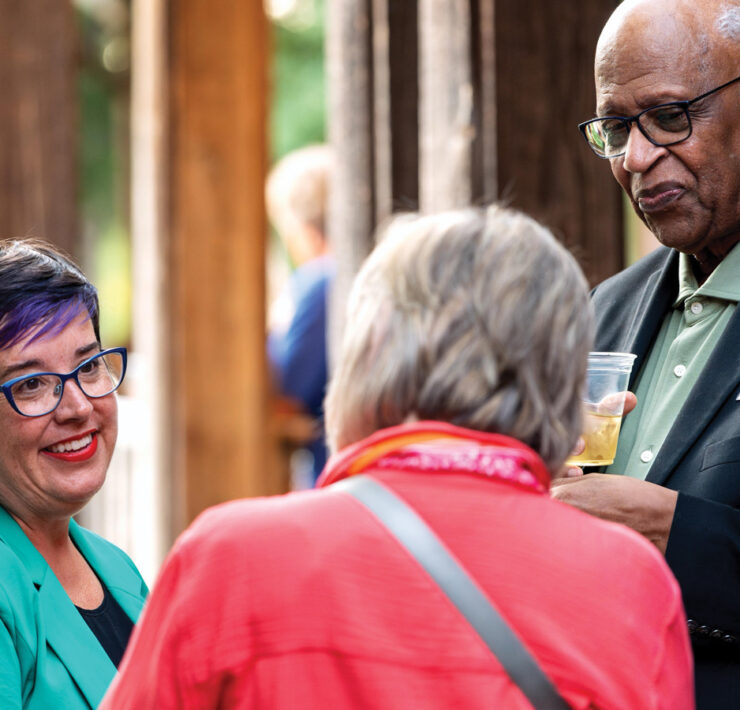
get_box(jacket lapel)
[620,250,678,384]
[36,573,116,708]
[647,303,740,486]
[0,506,47,581]
[0,508,116,709]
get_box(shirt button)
[690,301,703,315]
[640,450,654,463]
[673,364,686,377]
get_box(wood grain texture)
[385,0,419,216]
[168,0,270,528]
[326,0,375,365]
[419,0,474,211]
[492,0,623,285]
[329,0,623,364]
[0,0,78,255]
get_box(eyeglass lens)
[587,104,691,156]
[9,350,125,416]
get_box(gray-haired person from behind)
[101,206,692,710]
[326,206,592,472]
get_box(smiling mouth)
[637,187,685,214]
[43,432,98,462]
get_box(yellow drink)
[567,411,623,467]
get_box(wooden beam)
[326,0,376,363]
[372,0,419,221]
[470,0,497,202]
[492,0,623,284]
[0,0,78,255]
[129,0,170,575]
[328,0,623,363]
[169,0,270,530]
[418,0,474,211]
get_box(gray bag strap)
[333,474,571,710]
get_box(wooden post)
[326,0,376,363]
[471,0,497,203]
[328,0,622,359]
[492,0,623,284]
[328,0,421,360]
[0,1,78,255]
[168,0,270,530]
[129,0,170,576]
[418,0,474,211]
[386,2,420,214]
[372,0,419,222]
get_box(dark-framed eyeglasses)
[578,73,740,158]
[0,347,127,417]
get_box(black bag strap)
[333,474,571,710]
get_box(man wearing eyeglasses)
[551,0,740,707]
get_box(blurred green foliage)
[79,70,115,228]
[269,0,326,163]
[77,3,131,347]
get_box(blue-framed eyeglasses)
[579,73,740,158]
[0,347,127,417]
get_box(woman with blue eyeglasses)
[0,239,147,709]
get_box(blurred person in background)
[266,144,333,487]
[0,240,148,709]
[102,206,692,709]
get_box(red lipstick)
[43,432,98,463]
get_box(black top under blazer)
[592,245,740,709]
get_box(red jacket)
[102,422,693,709]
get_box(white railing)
[77,393,163,586]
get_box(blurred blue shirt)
[268,255,334,483]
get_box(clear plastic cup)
[566,351,636,467]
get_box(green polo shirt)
[606,242,740,479]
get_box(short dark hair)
[0,239,100,350]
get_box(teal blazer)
[0,506,148,709]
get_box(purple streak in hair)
[0,291,99,350]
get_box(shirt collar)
[317,421,552,492]
[674,241,740,309]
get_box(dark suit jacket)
[592,246,740,709]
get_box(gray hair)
[717,5,740,39]
[324,206,594,474]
